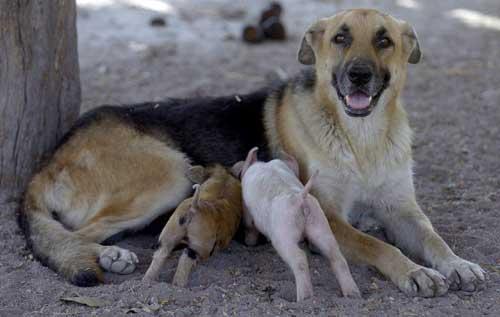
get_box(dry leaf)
[61,296,109,308]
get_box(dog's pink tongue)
[346,92,372,109]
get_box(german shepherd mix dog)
[19,9,485,296]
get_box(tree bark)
[0,0,80,200]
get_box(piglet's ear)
[278,150,299,177]
[240,147,258,178]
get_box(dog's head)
[298,9,421,117]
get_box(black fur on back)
[74,89,276,166]
[124,89,272,166]
[54,70,316,167]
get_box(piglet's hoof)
[99,246,139,275]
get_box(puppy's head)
[298,9,421,117]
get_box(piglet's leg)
[172,248,199,287]
[273,238,313,301]
[271,219,313,302]
[243,205,260,246]
[304,198,361,298]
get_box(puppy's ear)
[231,161,244,179]
[278,150,299,177]
[186,165,208,184]
[401,21,421,64]
[298,19,327,65]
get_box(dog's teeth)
[368,96,373,102]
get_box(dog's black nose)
[347,64,373,86]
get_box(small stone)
[150,16,167,27]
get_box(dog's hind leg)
[20,121,194,285]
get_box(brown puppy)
[143,165,242,287]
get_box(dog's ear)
[401,21,421,64]
[298,19,327,65]
[186,165,208,184]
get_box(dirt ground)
[1,0,500,316]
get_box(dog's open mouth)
[337,90,383,117]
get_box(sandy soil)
[1,0,500,316]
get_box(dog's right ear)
[298,19,327,65]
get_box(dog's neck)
[307,83,413,168]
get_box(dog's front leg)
[328,214,447,297]
[314,188,448,297]
[377,197,485,292]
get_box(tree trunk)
[0,0,80,200]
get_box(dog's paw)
[437,257,486,292]
[397,266,448,297]
[99,246,139,275]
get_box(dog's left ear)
[298,19,327,65]
[401,21,421,64]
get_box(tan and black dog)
[19,9,485,296]
[143,164,242,287]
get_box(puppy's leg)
[377,198,485,292]
[172,248,199,287]
[304,198,360,297]
[143,217,186,281]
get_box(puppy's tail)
[301,170,319,201]
[18,179,103,287]
[190,184,201,212]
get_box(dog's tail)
[18,180,103,287]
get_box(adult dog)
[19,9,484,296]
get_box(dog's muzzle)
[333,61,390,117]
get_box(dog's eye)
[377,37,393,49]
[333,34,346,44]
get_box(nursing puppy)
[143,165,242,287]
[237,148,360,301]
